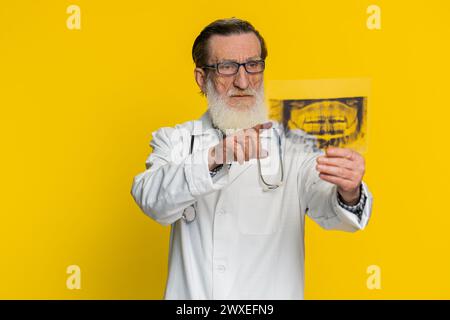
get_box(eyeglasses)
[202,60,265,76]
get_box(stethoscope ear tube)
[257,128,284,191]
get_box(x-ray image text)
[270,97,368,151]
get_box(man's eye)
[247,61,258,68]
[220,63,235,69]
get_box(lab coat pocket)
[237,188,282,235]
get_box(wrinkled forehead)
[207,33,262,64]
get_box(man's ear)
[194,67,207,94]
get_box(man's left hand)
[316,147,365,206]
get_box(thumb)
[252,121,273,131]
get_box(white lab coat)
[131,111,373,300]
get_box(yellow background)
[1,0,449,299]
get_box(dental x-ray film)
[267,78,370,153]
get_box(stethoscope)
[182,127,284,223]
[257,128,284,190]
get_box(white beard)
[205,78,268,133]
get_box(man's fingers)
[228,133,269,163]
[233,135,245,164]
[316,164,355,181]
[325,147,356,160]
[318,173,355,190]
[316,156,354,170]
[244,135,251,161]
[224,122,274,164]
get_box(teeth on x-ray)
[272,97,367,150]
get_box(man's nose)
[233,65,250,90]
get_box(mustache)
[227,87,257,97]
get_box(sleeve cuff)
[331,181,372,230]
[337,184,367,220]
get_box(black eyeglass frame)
[201,59,265,76]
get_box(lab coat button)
[216,265,226,273]
[217,209,226,215]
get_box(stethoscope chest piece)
[182,205,196,223]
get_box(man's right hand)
[208,122,273,171]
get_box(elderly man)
[131,18,373,300]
